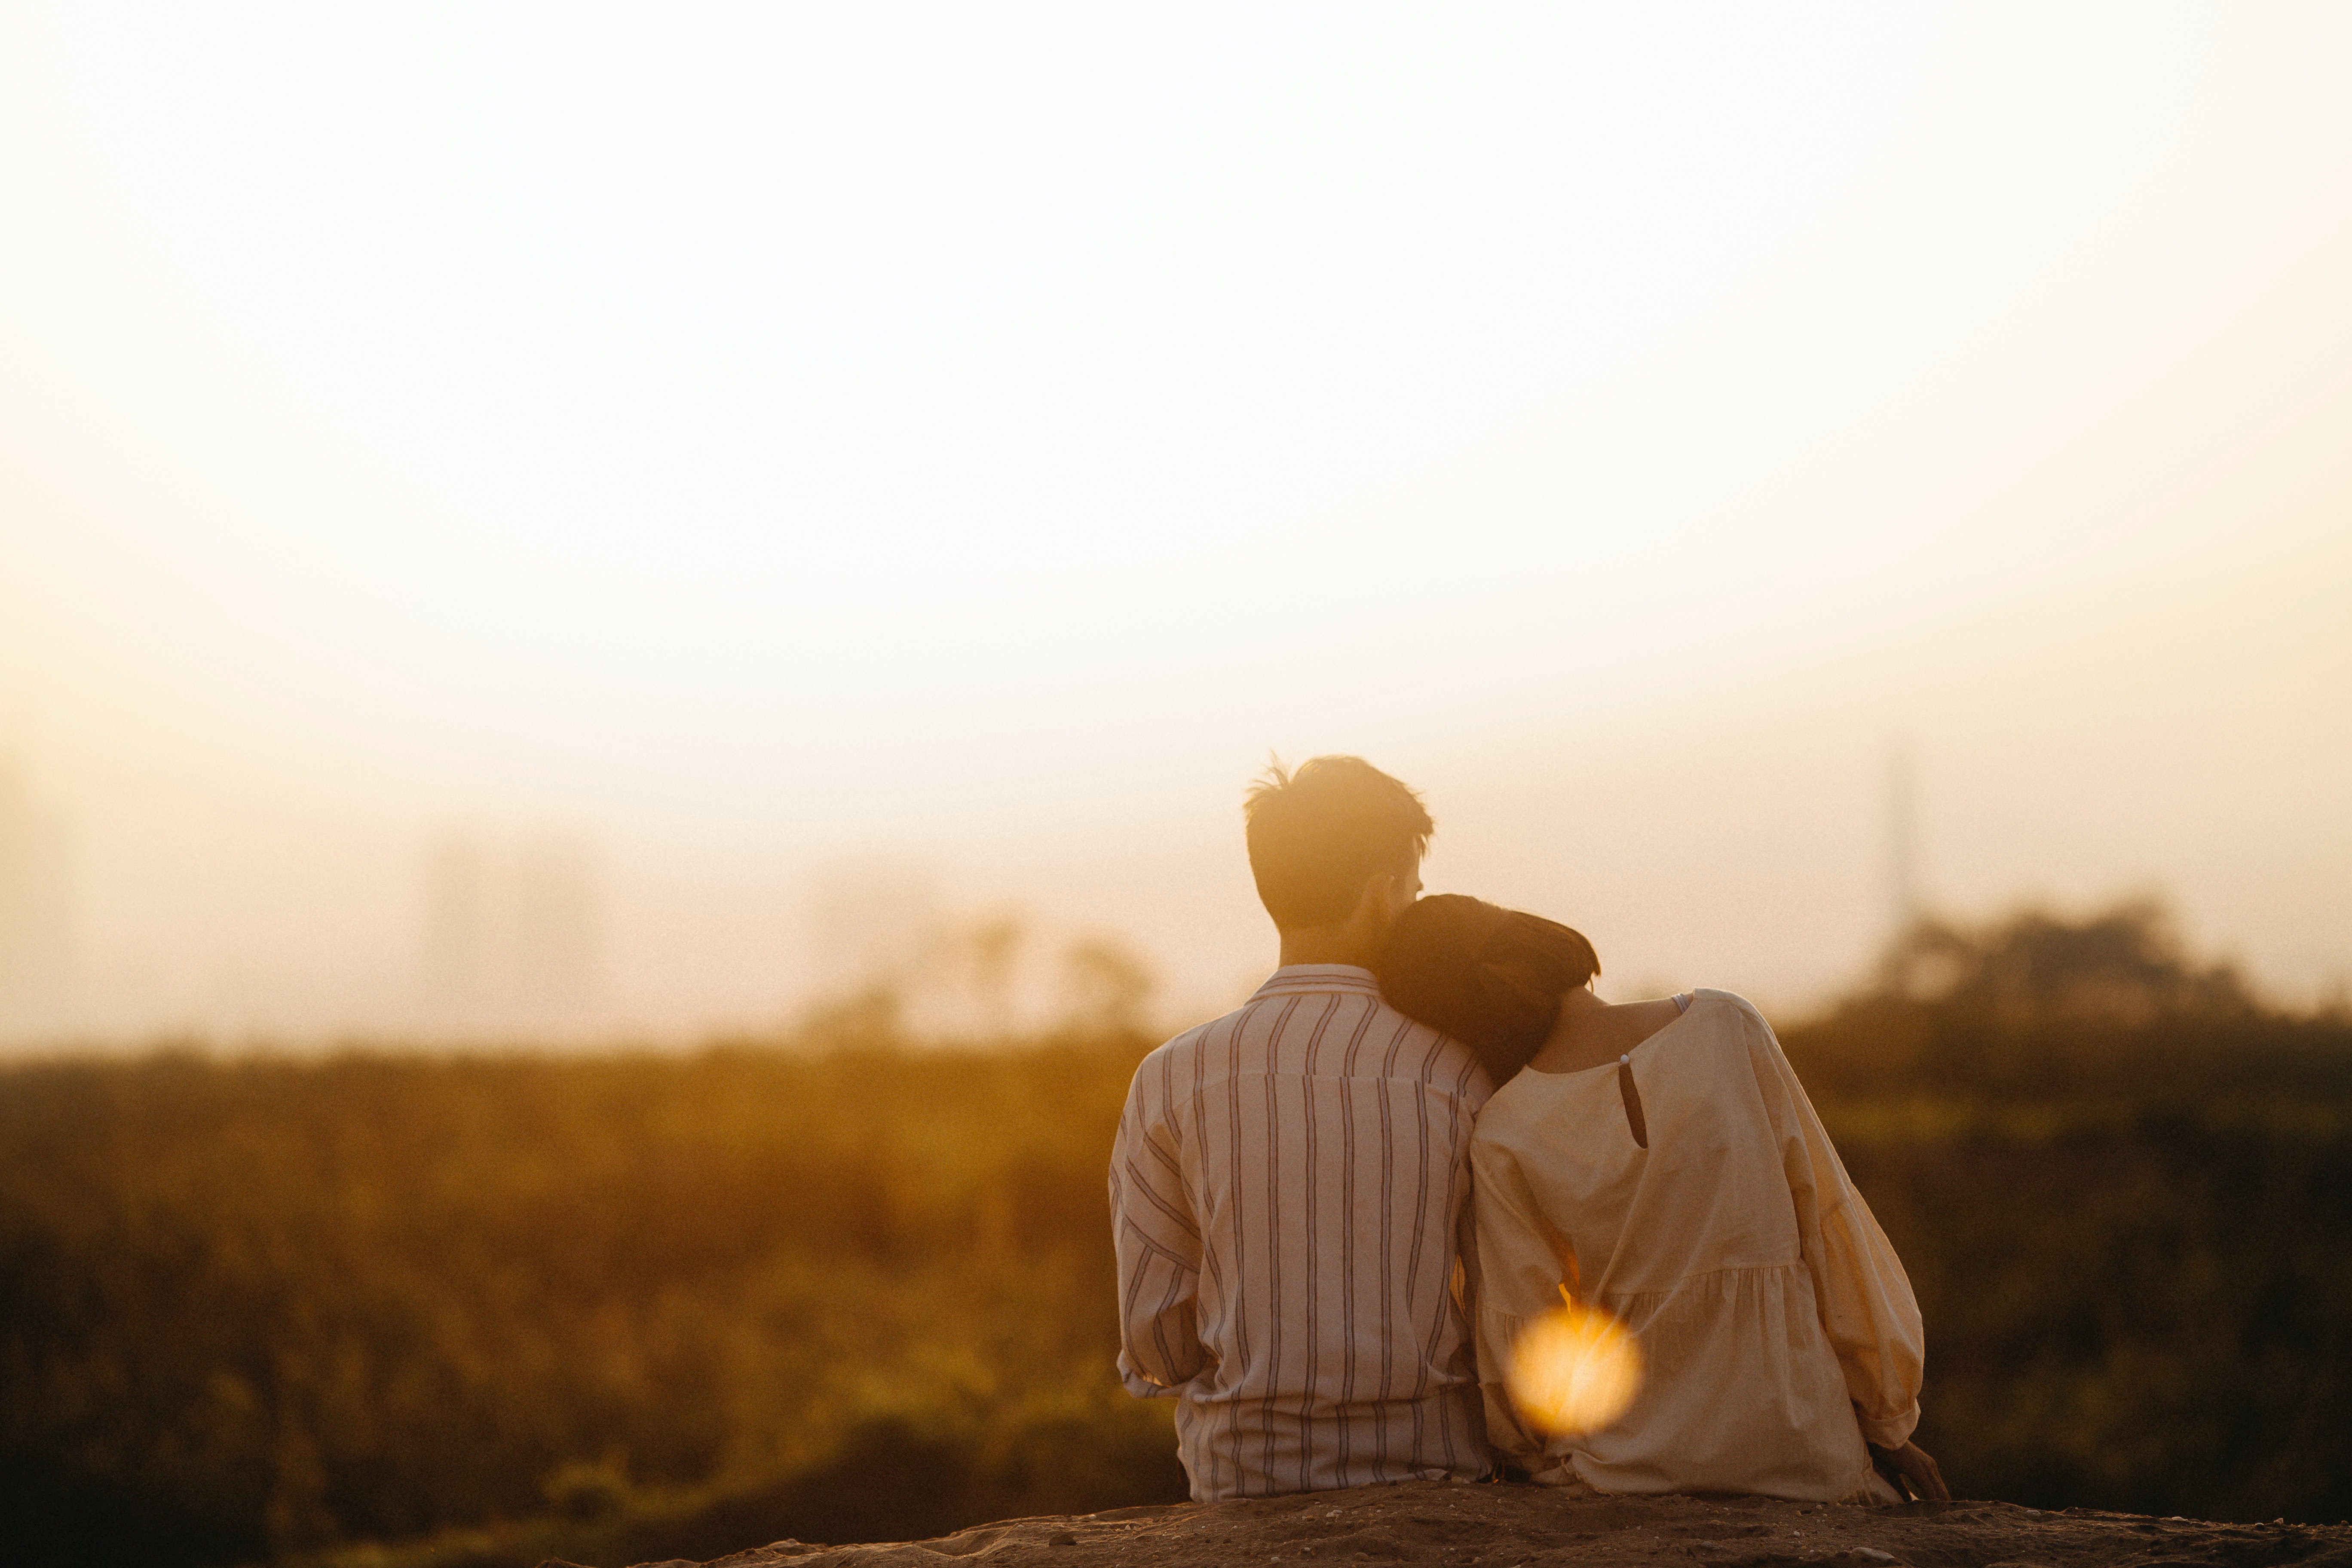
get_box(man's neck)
[1276,928,1381,969]
[1271,867,1412,971]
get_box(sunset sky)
[2,3,2347,1043]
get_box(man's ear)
[1349,868,1396,926]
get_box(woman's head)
[1374,894,1601,1085]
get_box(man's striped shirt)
[1110,965,1495,1501]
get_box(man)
[1109,756,1494,1501]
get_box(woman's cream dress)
[1470,989,1923,1502]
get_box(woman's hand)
[1869,1440,1951,1502]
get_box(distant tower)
[0,762,73,1032]
[1886,739,1922,937]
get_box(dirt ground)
[605,1479,2352,1568]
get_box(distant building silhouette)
[511,838,597,1018]
[0,763,73,1033]
[417,830,598,1033]
[421,834,489,1015]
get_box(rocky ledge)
[579,1479,2352,1568]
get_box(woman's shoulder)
[1682,987,1775,1035]
[1648,990,1787,1081]
[1668,991,1808,1099]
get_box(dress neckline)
[1518,992,1697,1078]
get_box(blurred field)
[3,905,2347,1568]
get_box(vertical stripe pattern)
[1110,965,1494,1501]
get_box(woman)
[1374,895,1948,1504]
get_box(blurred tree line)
[0,903,2346,1568]
[1786,901,2351,1520]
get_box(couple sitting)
[1110,756,1947,1506]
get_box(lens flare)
[1506,1286,1644,1437]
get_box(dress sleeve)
[1469,1133,1578,1474]
[1109,1074,1208,1397]
[1745,1007,1926,1449]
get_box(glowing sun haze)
[1,3,2347,1042]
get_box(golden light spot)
[1506,1285,1643,1437]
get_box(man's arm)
[1109,1077,1208,1396]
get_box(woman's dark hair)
[1374,894,1601,1085]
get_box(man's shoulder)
[1135,1011,1231,1073]
[1128,992,1267,1082]
[1134,976,1488,1096]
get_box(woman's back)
[1471,989,1923,1501]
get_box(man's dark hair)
[1243,756,1433,929]
[1374,894,1601,1086]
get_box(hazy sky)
[2,3,2348,1043]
